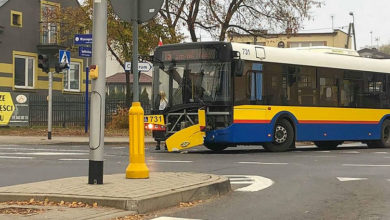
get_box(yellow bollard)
[126,102,149,179]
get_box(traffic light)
[55,62,69,73]
[38,54,50,73]
[89,65,98,79]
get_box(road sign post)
[111,0,163,179]
[88,0,107,185]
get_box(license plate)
[144,115,164,125]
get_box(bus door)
[234,62,263,105]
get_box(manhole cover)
[0,207,45,215]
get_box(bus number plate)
[144,115,164,125]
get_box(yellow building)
[0,0,88,95]
[228,29,352,49]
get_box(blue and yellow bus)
[145,42,390,152]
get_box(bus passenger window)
[282,65,299,106]
[297,66,317,106]
[318,67,342,107]
[319,77,338,107]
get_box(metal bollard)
[126,102,149,178]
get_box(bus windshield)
[153,61,231,110]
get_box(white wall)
[106,47,124,77]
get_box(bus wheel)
[204,143,228,152]
[367,120,390,148]
[264,119,294,152]
[314,141,343,150]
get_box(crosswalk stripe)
[148,160,193,163]
[0,152,87,156]
[59,159,88,161]
[0,147,88,152]
[343,164,390,167]
[0,156,34,159]
[238,162,288,165]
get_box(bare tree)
[161,0,321,42]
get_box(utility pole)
[48,71,53,139]
[370,31,373,48]
[88,0,107,185]
[331,15,334,31]
[349,12,357,50]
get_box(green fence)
[29,95,150,127]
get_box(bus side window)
[250,63,263,103]
[250,71,262,102]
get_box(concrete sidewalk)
[0,135,156,145]
[0,172,231,219]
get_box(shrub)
[107,107,129,129]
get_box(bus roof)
[231,42,390,73]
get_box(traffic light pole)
[48,71,52,140]
[88,0,107,184]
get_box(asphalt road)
[1,143,390,220]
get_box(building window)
[289,41,325,48]
[64,62,80,91]
[11,10,22,27]
[14,56,35,88]
[41,1,59,44]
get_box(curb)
[0,175,231,214]
[0,140,156,146]
[35,141,156,146]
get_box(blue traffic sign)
[59,50,71,66]
[79,46,92,57]
[74,34,92,45]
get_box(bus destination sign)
[162,48,216,61]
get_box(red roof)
[106,72,152,84]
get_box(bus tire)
[204,143,228,152]
[314,141,343,149]
[264,119,294,152]
[367,120,390,148]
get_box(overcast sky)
[301,0,390,49]
[80,0,389,49]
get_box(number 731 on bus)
[144,115,165,131]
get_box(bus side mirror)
[233,59,244,77]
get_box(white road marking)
[0,156,34,159]
[0,152,87,156]
[343,164,390,167]
[337,177,368,182]
[148,160,193,163]
[294,155,336,158]
[341,142,367,147]
[238,162,288,165]
[230,181,254,184]
[0,147,88,152]
[317,151,331,153]
[224,175,274,192]
[375,152,389,154]
[341,151,360,154]
[151,217,201,220]
[59,158,88,161]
